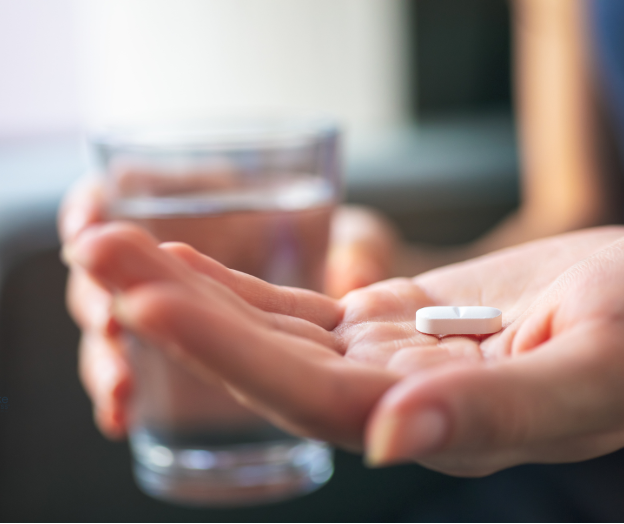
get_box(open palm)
[67,222,624,476]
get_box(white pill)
[416,306,502,335]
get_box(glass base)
[130,430,334,507]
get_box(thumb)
[365,322,624,476]
[325,205,399,298]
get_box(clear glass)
[91,117,341,507]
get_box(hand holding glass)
[91,118,340,506]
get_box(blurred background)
[0,0,517,245]
[0,0,518,521]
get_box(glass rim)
[89,115,340,154]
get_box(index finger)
[163,242,344,330]
[58,176,105,242]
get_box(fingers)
[385,337,484,375]
[325,206,399,298]
[66,224,249,316]
[68,223,343,341]
[68,223,342,329]
[60,177,130,439]
[66,267,118,333]
[68,222,345,352]
[78,333,132,439]
[61,182,131,440]
[161,242,343,330]
[58,176,105,242]
[365,321,624,476]
[65,222,131,440]
[66,223,189,290]
[112,282,398,450]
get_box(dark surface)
[0,249,453,522]
[405,452,624,523]
[411,0,512,117]
[365,202,517,246]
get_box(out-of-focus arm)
[475,0,609,249]
[394,0,613,277]
[309,0,616,292]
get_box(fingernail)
[365,413,400,467]
[365,408,447,467]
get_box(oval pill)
[416,306,502,335]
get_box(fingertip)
[58,176,105,242]
[61,205,95,244]
[366,361,536,473]
[73,222,156,259]
[326,247,387,297]
[364,366,477,467]
[364,412,402,467]
[160,242,198,259]
[66,222,165,288]
[62,222,117,267]
[365,403,449,467]
[94,406,127,441]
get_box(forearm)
[512,0,608,232]
[395,0,610,277]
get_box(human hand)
[59,177,129,439]
[59,177,403,438]
[65,218,624,475]
[368,226,624,475]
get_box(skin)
[62,195,624,475]
[467,0,612,253]
[383,0,617,276]
[58,0,622,476]
[59,177,399,439]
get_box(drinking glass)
[90,117,341,506]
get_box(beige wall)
[75,0,410,136]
